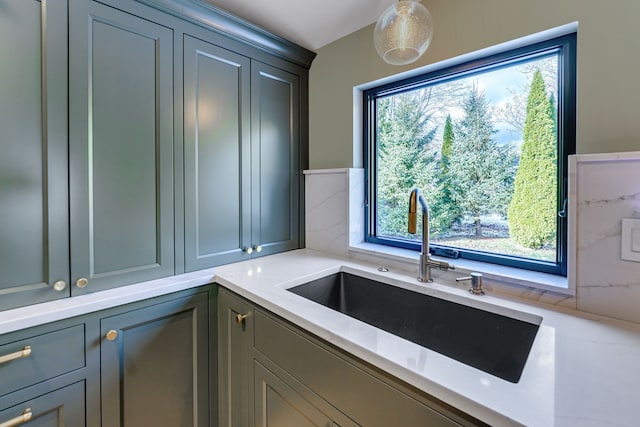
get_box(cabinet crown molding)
[138,0,316,68]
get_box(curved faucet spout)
[408,188,454,282]
[408,188,430,254]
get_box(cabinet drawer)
[254,310,465,427]
[0,325,85,397]
[0,381,85,426]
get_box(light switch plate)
[621,218,640,262]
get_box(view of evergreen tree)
[508,70,557,248]
[373,57,560,262]
[548,93,557,132]
[376,90,440,239]
[495,56,558,134]
[440,114,454,173]
[433,114,460,232]
[448,86,517,237]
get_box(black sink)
[288,272,540,383]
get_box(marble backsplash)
[570,152,640,323]
[304,151,640,324]
[304,169,354,256]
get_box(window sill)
[348,242,574,297]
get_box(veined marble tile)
[573,152,640,323]
[303,155,640,324]
[304,169,350,256]
[348,169,365,247]
[483,280,577,309]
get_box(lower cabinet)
[0,382,85,427]
[99,291,212,427]
[218,288,253,427]
[218,288,485,427]
[0,285,216,427]
[254,361,359,427]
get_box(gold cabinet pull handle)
[0,408,33,427]
[75,277,88,288]
[253,245,262,253]
[0,346,32,365]
[235,313,248,324]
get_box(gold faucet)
[408,189,455,282]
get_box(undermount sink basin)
[288,272,541,383]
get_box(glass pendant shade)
[374,0,433,65]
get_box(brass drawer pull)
[0,408,33,427]
[0,346,32,365]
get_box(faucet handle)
[456,272,484,295]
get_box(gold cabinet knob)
[75,277,88,288]
[105,330,118,341]
[253,245,262,253]
[53,280,66,291]
[244,247,253,255]
[235,313,248,324]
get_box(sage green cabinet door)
[69,0,174,294]
[251,62,300,257]
[218,289,253,427]
[100,292,210,427]
[0,0,69,310]
[183,36,251,271]
[254,362,359,427]
[0,381,85,427]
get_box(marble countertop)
[2,249,639,426]
[213,250,640,427]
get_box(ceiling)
[205,0,392,51]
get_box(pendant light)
[374,0,433,66]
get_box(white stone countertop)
[2,249,640,426]
[213,250,640,427]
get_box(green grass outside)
[433,236,556,261]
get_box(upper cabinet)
[250,62,301,258]
[69,0,175,294]
[0,0,70,311]
[183,36,302,271]
[183,36,252,270]
[0,0,313,311]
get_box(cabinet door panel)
[218,289,253,427]
[184,36,251,270]
[251,63,300,256]
[0,0,69,310]
[254,310,464,427]
[69,1,174,293]
[255,362,334,427]
[100,293,209,427]
[0,382,85,427]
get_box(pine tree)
[508,70,557,248]
[376,90,438,239]
[448,85,516,237]
[440,115,454,174]
[431,115,460,233]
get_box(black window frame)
[364,33,576,276]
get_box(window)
[364,33,576,276]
